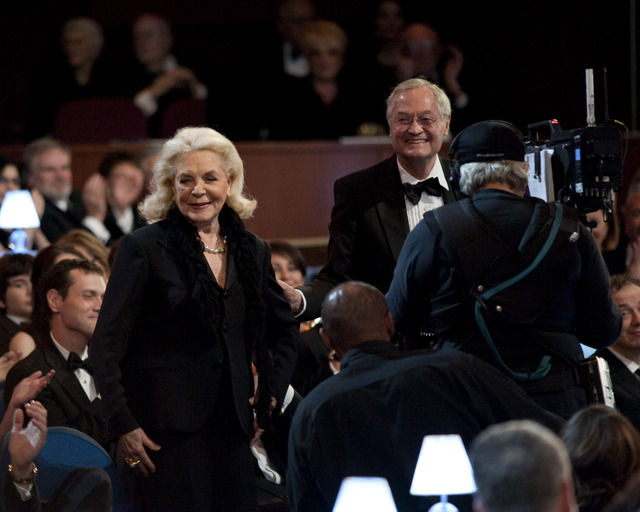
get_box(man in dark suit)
[23,138,105,244]
[4,259,107,447]
[596,273,640,431]
[287,281,564,512]
[282,77,458,321]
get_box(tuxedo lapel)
[609,355,640,403]
[42,344,93,408]
[374,157,410,262]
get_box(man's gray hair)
[470,420,571,512]
[459,160,528,196]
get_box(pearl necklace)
[202,236,227,254]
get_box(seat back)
[160,98,207,138]
[2,426,131,510]
[53,98,148,143]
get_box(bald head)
[320,281,393,356]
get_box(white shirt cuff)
[280,385,295,413]
[14,481,34,501]
[294,289,307,318]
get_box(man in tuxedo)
[126,13,208,138]
[596,273,640,431]
[470,420,578,512]
[23,137,106,244]
[4,259,107,447]
[287,281,563,512]
[283,77,457,321]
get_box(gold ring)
[124,457,141,468]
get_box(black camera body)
[526,120,623,217]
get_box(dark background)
[0,0,637,143]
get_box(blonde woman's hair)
[140,126,257,222]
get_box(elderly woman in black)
[91,126,299,511]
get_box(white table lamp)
[0,190,40,253]
[410,434,477,512]
[333,476,398,512]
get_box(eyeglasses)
[391,114,442,128]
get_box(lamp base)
[8,229,29,253]
[428,503,459,512]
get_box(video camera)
[525,69,625,223]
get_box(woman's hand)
[9,402,47,476]
[9,369,55,408]
[82,173,108,222]
[117,427,161,477]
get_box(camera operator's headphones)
[447,120,525,199]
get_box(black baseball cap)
[455,120,525,165]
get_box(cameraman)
[386,120,622,418]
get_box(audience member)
[386,120,622,418]
[370,0,406,74]
[586,204,623,274]
[2,381,113,512]
[281,77,457,321]
[595,273,640,431]
[604,470,640,512]
[3,400,48,511]
[287,281,564,512]
[0,369,54,438]
[0,156,48,252]
[561,404,640,512]
[24,17,120,142]
[273,0,317,79]
[622,175,640,278]
[9,243,86,361]
[397,23,467,109]
[0,254,34,354]
[363,21,470,131]
[269,240,335,395]
[138,140,164,196]
[0,156,23,203]
[57,230,110,279]
[4,259,107,448]
[270,240,307,289]
[80,151,146,246]
[90,126,298,511]
[470,420,578,512]
[23,137,105,243]
[266,20,367,140]
[125,13,208,138]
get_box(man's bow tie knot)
[67,352,94,374]
[402,178,443,205]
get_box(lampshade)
[410,435,476,496]
[0,190,40,229]
[333,477,398,512]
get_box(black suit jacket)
[287,342,563,512]
[90,218,299,441]
[298,155,456,319]
[4,337,105,447]
[102,205,147,247]
[0,314,20,355]
[39,191,88,243]
[2,478,40,512]
[596,348,640,431]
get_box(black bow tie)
[67,352,94,374]
[402,178,443,205]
